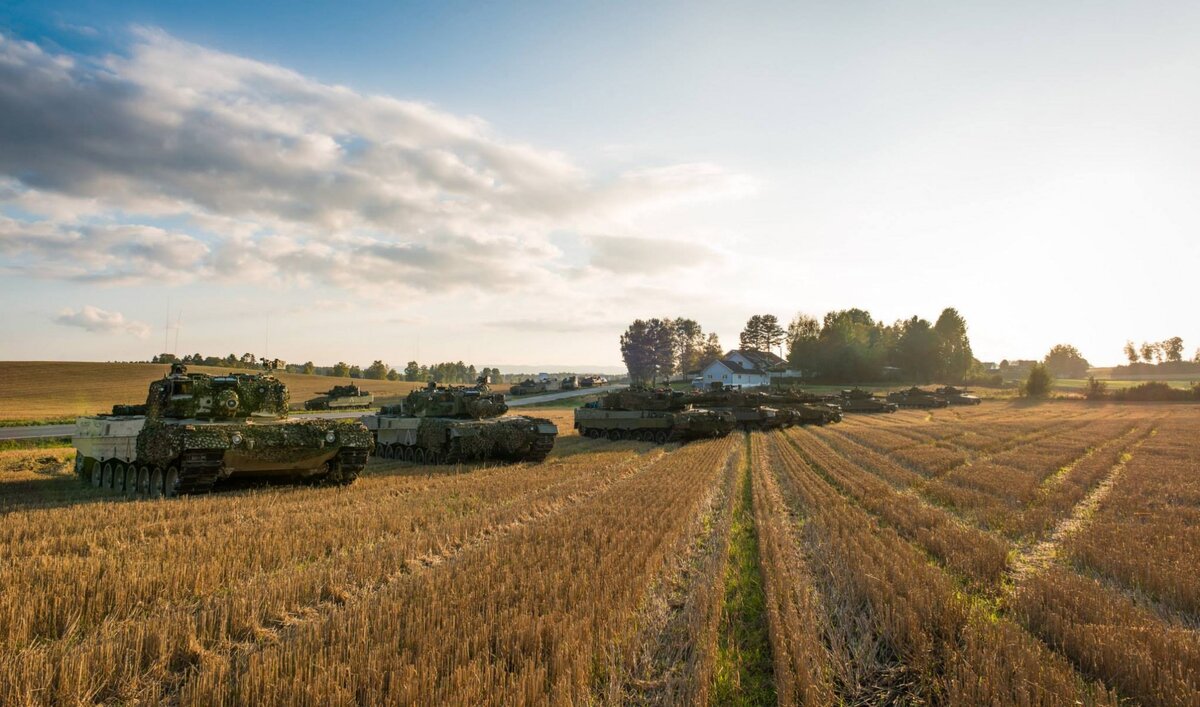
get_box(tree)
[1194,348,1200,364]
[785,313,820,368]
[1123,341,1139,365]
[240,353,257,367]
[332,361,350,377]
[365,360,390,380]
[933,307,973,382]
[1161,337,1185,363]
[1024,362,1052,397]
[1084,376,1107,400]
[302,361,315,375]
[894,316,939,383]
[672,318,706,373]
[1043,344,1090,378]
[349,365,363,379]
[739,315,766,352]
[1139,342,1157,364]
[403,361,421,382]
[386,368,400,381]
[620,318,676,384]
[761,315,785,356]
[702,333,724,365]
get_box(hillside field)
[1,401,1197,704]
[0,362,511,422]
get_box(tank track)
[323,447,369,485]
[520,434,557,462]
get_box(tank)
[837,388,899,413]
[72,364,373,497]
[936,386,982,405]
[754,387,844,425]
[303,383,375,410]
[573,386,736,443]
[887,386,950,408]
[687,385,795,430]
[510,378,550,396]
[362,378,557,464]
[580,375,608,388]
[561,375,579,391]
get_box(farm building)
[697,349,789,388]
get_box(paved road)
[0,385,625,441]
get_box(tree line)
[619,318,725,384]
[1122,337,1198,365]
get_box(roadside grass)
[0,437,73,452]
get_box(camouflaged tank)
[509,378,550,396]
[72,364,372,497]
[730,386,844,425]
[362,378,557,464]
[687,384,793,430]
[574,386,737,443]
[887,386,950,408]
[837,388,899,413]
[303,383,375,410]
[936,386,982,406]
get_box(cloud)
[0,29,752,296]
[484,317,629,334]
[54,305,151,337]
[588,235,716,273]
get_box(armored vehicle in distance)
[580,375,608,388]
[363,378,557,464]
[72,365,372,497]
[303,383,375,410]
[838,388,899,413]
[561,375,579,391]
[936,386,982,405]
[887,387,950,409]
[510,378,550,396]
[574,387,736,443]
[755,388,844,425]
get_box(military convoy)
[72,365,372,497]
[363,378,557,464]
[574,387,737,442]
[303,383,374,410]
[510,378,550,396]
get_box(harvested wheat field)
[0,362,462,422]
[1,402,1197,705]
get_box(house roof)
[704,358,770,376]
[727,349,786,369]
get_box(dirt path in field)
[1007,430,1153,585]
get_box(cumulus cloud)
[54,305,151,337]
[0,29,753,295]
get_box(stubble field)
[1,401,1197,705]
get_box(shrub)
[1084,376,1107,400]
[1023,363,1052,397]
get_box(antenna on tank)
[164,297,170,354]
[173,310,183,356]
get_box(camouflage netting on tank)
[137,418,372,467]
[415,416,551,458]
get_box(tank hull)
[303,394,375,410]
[573,408,736,442]
[364,414,557,464]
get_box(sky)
[1,1,1197,369]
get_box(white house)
[697,349,787,389]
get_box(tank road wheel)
[137,466,151,495]
[149,468,165,498]
[607,429,621,441]
[74,453,85,477]
[413,448,426,464]
[112,463,125,492]
[101,462,114,489]
[427,450,440,465]
[164,466,180,498]
[89,459,102,487]
[123,466,138,496]
[386,445,398,460]
[654,430,669,444]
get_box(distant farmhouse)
[697,349,803,388]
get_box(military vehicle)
[510,378,550,396]
[936,386,982,405]
[363,378,557,464]
[561,375,579,391]
[303,383,374,410]
[755,387,844,425]
[574,387,736,443]
[837,388,899,413]
[580,375,608,388]
[688,385,794,430]
[887,386,950,408]
[72,364,372,497]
